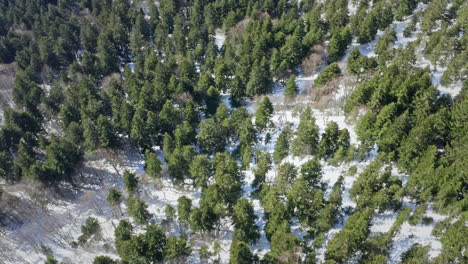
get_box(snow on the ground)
[214,29,226,50]
[2,4,458,263]
[388,205,446,263]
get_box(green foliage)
[165,204,176,222]
[273,129,290,164]
[144,150,162,179]
[401,243,430,264]
[253,150,271,188]
[233,198,260,244]
[285,75,299,97]
[42,136,83,183]
[246,57,272,96]
[325,209,373,263]
[229,241,258,264]
[213,152,243,207]
[197,119,225,154]
[126,197,151,224]
[269,231,301,260]
[199,245,212,260]
[300,158,322,187]
[177,196,192,223]
[318,121,340,159]
[164,236,192,263]
[291,107,319,156]
[45,256,58,264]
[78,217,100,245]
[93,256,118,264]
[123,170,138,194]
[255,96,274,130]
[347,48,377,75]
[328,27,352,63]
[314,62,341,87]
[432,217,468,264]
[189,155,212,189]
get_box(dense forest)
[0,0,466,263]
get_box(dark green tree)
[255,96,274,130]
[144,150,162,179]
[177,196,192,223]
[233,198,260,244]
[285,75,299,97]
[273,130,290,164]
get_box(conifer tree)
[177,196,192,223]
[233,198,260,244]
[189,155,212,189]
[318,121,340,159]
[274,129,290,164]
[126,197,151,224]
[144,150,162,179]
[285,75,299,97]
[123,170,138,194]
[246,57,272,96]
[255,96,274,130]
[291,107,320,156]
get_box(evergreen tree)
[197,119,225,154]
[318,121,340,159]
[107,188,122,207]
[189,155,212,189]
[233,199,260,244]
[126,197,151,224]
[255,96,274,130]
[93,256,118,264]
[142,224,167,263]
[291,107,319,156]
[164,236,192,263]
[253,150,271,188]
[273,129,290,164]
[177,196,192,223]
[246,57,272,96]
[285,75,299,97]
[314,62,341,87]
[123,170,138,194]
[229,241,257,264]
[144,150,162,179]
[300,158,323,188]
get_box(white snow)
[214,29,226,50]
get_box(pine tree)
[97,29,120,75]
[291,107,319,156]
[197,119,225,154]
[164,236,192,263]
[285,75,299,97]
[315,62,341,87]
[127,197,151,224]
[318,121,340,159]
[233,199,260,244]
[144,150,162,179]
[96,115,118,149]
[253,150,271,188]
[142,224,167,263]
[93,256,118,264]
[107,188,122,207]
[273,130,290,164]
[255,96,274,130]
[177,196,192,223]
[123,170,138,194]
[246,57,272,96]
[229,241,257,264]
[189,155,212,189]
